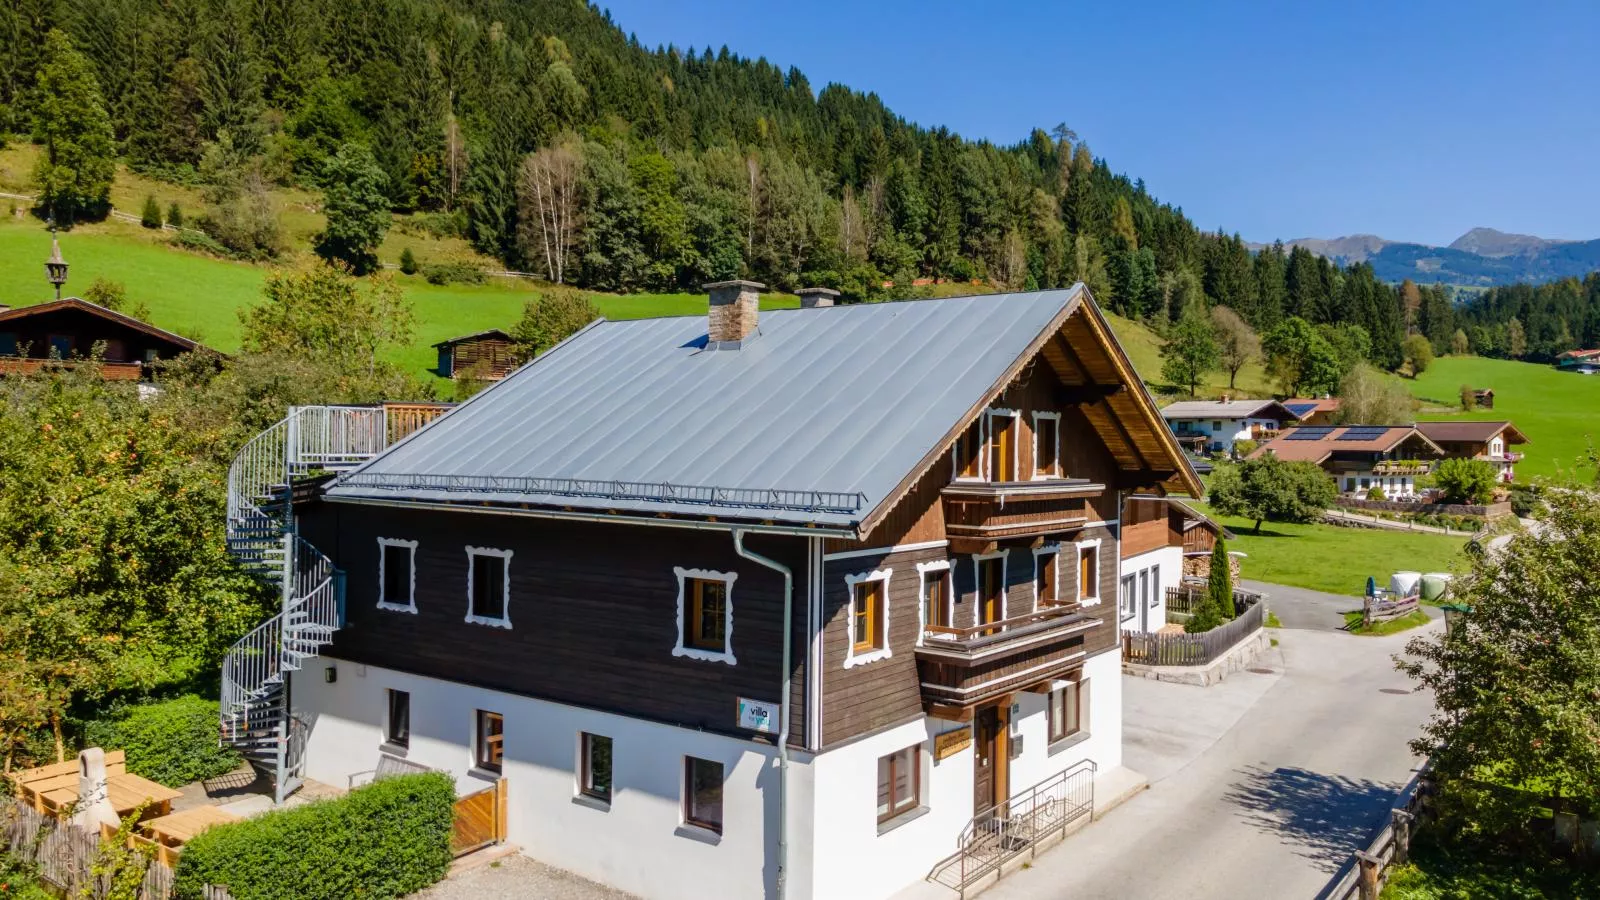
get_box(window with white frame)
[672,567,738,665]
[1075,539,1101,605]
[1033,546,1060,608]
[844,569,892,668]
[987,409,1020,482]
[915,560,953,641]
[952,419,984,480]
[1047,675,1089,746]
[876,743,923,825]
[465,547,513,628]
[377,538,418,613]
[1119,572,1136,620]
[1032,411,1061,478]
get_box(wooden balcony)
[917,605,1100,716]
[0,357,143,381]
[942,478,1103,552]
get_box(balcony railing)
[917,605,1098,712]
[1372,460,1431,475]
[1485,451,1523,463]
[0,357,143,381]
[941,479,1103,546]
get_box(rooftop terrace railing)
[334,472,869,516]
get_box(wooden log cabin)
[0,298,211,381]
[258,282,1200,900]
[434,329,519,380]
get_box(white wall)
[295,659,789,900]
[1118,545,1183,634]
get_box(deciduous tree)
[1262,317,1341,397]
[1431,458,1498,504]
[1333,363,1416,425]
[1161,301,1220,396]
[1403,333,1434,377]
[314,143,391,275]
[1209,455,1336,533]
[1210,305,1260,390]
[516,137,584,284]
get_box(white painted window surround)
[376,537,418,614]
[1032,545,1060,611]
[1031,411,1061,479]
[464,546,513,629]
[1076,538,1102,606]
[844,568,893,668]
[914,560,954,647]
[988,408,1020,482]
[671,567,738,666]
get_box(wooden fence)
[1363,592,1419,626]
[2,799,232,900]
[1321,763,1434,900]
[1164,582,1264,620]
[1124,594,1264,666]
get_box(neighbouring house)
[1556,348,1600,374]
[1158,397,1299,454]
[1415,420,1529,484]
[434,329,519,380]
[1249,425,1445,498]
[217,283,1201,900]
[1282,397,1342,425]
[0,298,210,382]
[1118,497,1233,634]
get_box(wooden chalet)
[0,298,210,381]
[1415,420,1528,484]
[217,282,1199,900]
[434,329,519,380]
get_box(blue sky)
[599,1,1599,246]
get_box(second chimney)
[705,280,765,345]
[796,287,839,308]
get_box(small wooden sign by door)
[935,726,972,761]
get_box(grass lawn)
[1207,512,1471,597]
[1104,311,1279,400]
[1383,832,1600,899]
[1342,608,1431,635]
[1403,355,1600,483]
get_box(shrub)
[1459,384,1476,412]
[398,246,419,275]
[1508,484,1540,518]
[1433,458,1497,505]
[1367,484,1387,502]
[422,262,486,286]
[83,696,240,787]
[167,202,184,228]
[172,228,233,258]
[140,194,162,229]
[173,771,455,900]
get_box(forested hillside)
[6,0,1420,369]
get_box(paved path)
[1244,579,1441,633]
[969,603,1437,900]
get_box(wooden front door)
[973,703,1009,816]
[978,557,1004,634]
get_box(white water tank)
[1390,571,1422,597]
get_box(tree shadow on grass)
[1223,765,1402,873]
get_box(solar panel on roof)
[1337,427,1390,441]
[1285,427,1335,441]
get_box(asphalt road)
[1244,579,1442,632]
[972,597,1437,900]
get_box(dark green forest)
[4,0,1598,367]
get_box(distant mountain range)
[1253,228,1600,287]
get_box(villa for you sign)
[738,697,778,734]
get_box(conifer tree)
[31,29,116,224]
[141,194,163,228]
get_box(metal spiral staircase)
[220,406,389,803]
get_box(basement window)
[465,547,513,628]
[672,567,738,665]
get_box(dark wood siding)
[441,336,517,380]
[299,502,813,747]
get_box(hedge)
[172,771,455,900]
[84,695,241,787]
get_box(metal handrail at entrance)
[939,759,1098,897]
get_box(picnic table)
[141,806,240,847]
[39,771,182,821]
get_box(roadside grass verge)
[1382,830,1600,898]
[1202,511,1470,597]
[1342,609,1431,635]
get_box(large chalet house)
[219,283,1199,900]
[0,298,208,381]
[1249,425,1445,498]
[1415,421,1528,484]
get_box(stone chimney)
[705,280,765,345]
[796,287,839,309]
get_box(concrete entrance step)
[1092,765,1149,819]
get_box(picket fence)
[2,800,232,900]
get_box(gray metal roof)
[325,288,1084,529]
[1159,398,1296,421]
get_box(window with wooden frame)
[953,420,983,480]
[683,757,724,834]
[385,689,410,750]
[377,538,417,613]
[475,710,504,773]
[876,744,922,824]
[1034,548,1059,608]
[917,561,953,637]
[1047,677,1089,745]
[987,410,1018,482]
[844,569,892,667]
[1077,541,1100,604]
[579,732,612,804]
[1032,412,1061,478]
[672,568,738,665]
[465,547,512,628]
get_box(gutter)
[733,530,792,900]
[323,495,856,539]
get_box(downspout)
[733,529,791,900]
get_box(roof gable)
[1159,398,1297,421]
[0,298,206,354]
